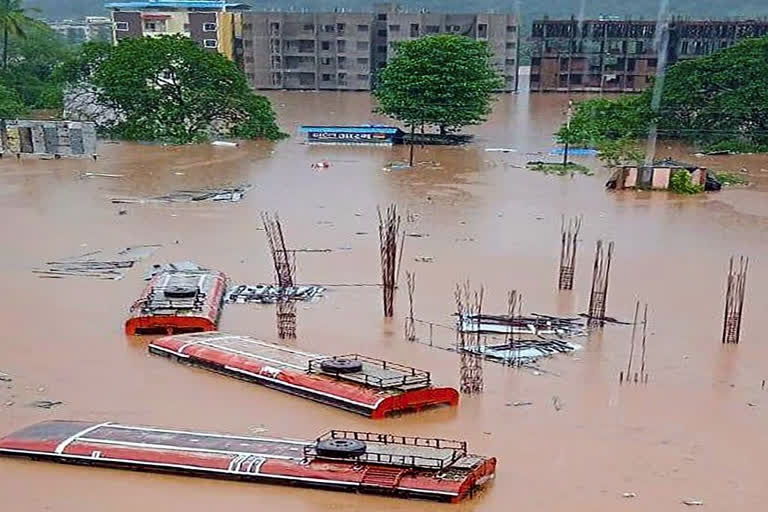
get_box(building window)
[269,22,278,31]
[115,22,128,31]
[303,24,314,31]
[337,40,346,52]
[506,42,515,49]
[320,57,331,65]
[203,39,217,48]
[377,29,387,37]
[377,45,386,53]
[448,25,461,32]
[377,13,387,21]
[184,23,190,31]
[478,23,487,37]
[410,23,419,37]
[337,23,345,33]
[648,58,658,67]
[244,39,252,48]
[357,73,369,80]
[321,41,330,50]
[203,23,217,32]
[505,58,515,66]
[322,24,335,32]
[389,24,400,32]
[506,25,516,33]
[357,57,369,65]
[338,56,346,68]
[357,24,368,32]
[322,74,331,81]
[245,56,254,63]
[425,25,439,34]
[356,41,369,51]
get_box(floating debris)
[414,256,434,263]
[0,372,11,382]
[29,400,63,409]
[683,500,704,506]
[459,313,586,337]
[144,261,206,280]
[226,284,325,304]
[35,245,161,280]
[511,401,533,407]
[211,141,239,147]
[463,339,576,365]
[111,184,253,205]
[79,172,124,179]
[485,148,517,153]
[622,492,638,498]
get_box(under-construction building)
[241,3,519,91]
[530,18,768,93]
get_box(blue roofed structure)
[299,125,404,145]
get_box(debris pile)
[458,313,587,338]
[35,245,161,280]
[111,184,252,204]
[463,338,576,365]
[226,284,325,304]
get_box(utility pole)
[563,99,573,169]
[409,124,415,167]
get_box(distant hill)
[29,0,768,24]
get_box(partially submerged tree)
[373,34,503,135]
[596,138,644,168]
[555,35,768,153]
[62,35,284,143]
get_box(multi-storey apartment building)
[530,18,768,93]
[242,4,519,91]
[106,1,250,60]
[48,17,113,44]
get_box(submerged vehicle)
[0,420,496,503]
[125,267,227,335]
[149,332,459,418]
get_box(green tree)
[596,138,644,168]
[63,35,284,143]
[0,0,42,69]
[373,34,503,134]
[1,23,72,109]
[0,82,23,117]
[556,35,768,152]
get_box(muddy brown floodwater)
[2,89,768,512]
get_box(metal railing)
[307,354,431,389]
[304,430,468,470]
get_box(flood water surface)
[1,91,768,511]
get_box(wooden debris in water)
[722,255,748,344]
[620,301,650,384]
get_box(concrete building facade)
[106,1,250,60]
[48,17,113,44]
[530,18,768,93]
[242,5,519,91]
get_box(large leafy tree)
[62,35,284,143]
[373,34,503,134]
[0,0,41,69]
[557,35,768,151]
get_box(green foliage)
[527,161,593,176]
[556,36,768,152]
[64,35,284,143]
[597,138,644,167]
[669,170,704,194]
[1,0,45,69]
[0,24,72,109]
[715,171,749,186]
[373,34,503,134]
[556,96,651,147]
[0,81,24,117]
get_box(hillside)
[30,0,768,24]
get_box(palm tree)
[0,0,40,69]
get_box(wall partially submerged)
[1,120,97,158]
